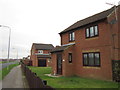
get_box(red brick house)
[30,43,54,67]
[22,56,32,66]
[51,5,120,81]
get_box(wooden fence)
[21,62,54,89]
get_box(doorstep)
[45,74,62,77]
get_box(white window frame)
[38,50,43,54]
[69,32,75,41]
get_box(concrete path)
[1,65,29,89]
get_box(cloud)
[0,0,119,58]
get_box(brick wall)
[57,20,114,80]
[30,46,51,67]
[118,5,120,60]
[51,53,57,75]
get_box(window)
[86,28,90,38]
[90,27,94,37]
[94,25,98,36]
[69,32,75,41]
[69,33,72,41]
[88,53,94,66]
[85,25,98,38]
[68,53,72,63]
[38,50,43,54]
[94,53,100,66]
[83,52,100,67]
[83,54,88,65]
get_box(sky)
[0,0,120,59]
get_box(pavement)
[0,65,29,89]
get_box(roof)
[51,43,75,53]
[59,7,114,34]
[50,46,67,53]
[32,43,54,50]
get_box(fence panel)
[21,63,54,89]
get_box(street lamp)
[106,2,118,21]
[0,25,11,67]
[12,48,18,60]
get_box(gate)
[112,60,120,82]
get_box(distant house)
[22,55,32,66]
[51,5,120,81]
[30,43,54,67]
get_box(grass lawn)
[28,66,119,88]
[0,61,15,64]
[0,61,8,64]
[0,63,19,80]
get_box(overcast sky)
[0,0,119,59]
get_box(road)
[0,61,18,70]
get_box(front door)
[57,54,62,75]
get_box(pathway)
[1,65,29,89]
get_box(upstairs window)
[68,53,72,63]
[90,27,94,37]
[86,28,89,38]
[86,25,98,38]
[69,32,75,42]
[83,52,100,67]
[38,50,43,54]
[94,25,98,36]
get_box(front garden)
[28,66,119,88]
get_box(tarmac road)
[0,61,18,70]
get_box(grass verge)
[28,66,118,88]
[0,63,19,80]
[0,61,15,64]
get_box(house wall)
[30,45,36,66]
[118,5,120,60]
[61,33,69,45]
[51,52,57,75]
[107,6,120,61]
[62,45,76,76]
[30,46,51,67]
[75,46,112,80]
[60,19,113,80]
[76,20,113,80]
[51,46,76,76]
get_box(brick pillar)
[118,5,120,60]
[107,5,120,82]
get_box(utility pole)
[0,25,11,69]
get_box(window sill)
[69,40,75,42]
[83,66,101,69]
[69,41,75,44]
[85,37,98,40]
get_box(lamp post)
[12,48,18,60]
[106,2,118,21]
[0,25,11,68]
